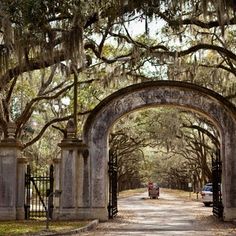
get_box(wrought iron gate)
[108,153,118,218]
[212,150,223,218]
[24,165,54,219]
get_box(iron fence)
[24,165,54,219]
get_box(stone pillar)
[0,140,24,220]
[57,119,90,220]
[16,157,27,219]
[58,139,89,220]
[82,148,90,208]
[52,157,61,217]
[223,208,236,221]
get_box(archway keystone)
[82,81,236,221]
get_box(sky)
[125,17,166,37]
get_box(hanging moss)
[0,0,235,81]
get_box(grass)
[0,220,89,235]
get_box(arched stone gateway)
[82,81,236,221]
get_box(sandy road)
[78,189,236,236]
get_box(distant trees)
[109,115,149,191]
[110,108,218,192]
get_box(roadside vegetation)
[0,220,89,236]
[119,187,201,201]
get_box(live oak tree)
[0,0,235,174]
[147,110,219,189]
[109,113,150,191]
[110,108,219,190]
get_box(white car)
[201,183,213,206]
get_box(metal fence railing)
[24,165,54,219]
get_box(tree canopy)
[0,0,235,177]
[110,108,218,191]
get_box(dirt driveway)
[79,189,236,236]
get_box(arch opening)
[110,107,218,188]
[109,107,221,216]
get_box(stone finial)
[7,122,16,140]
[66,118,76,139]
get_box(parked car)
[201,183,213,206]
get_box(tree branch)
[0,51,66,90]
[23,110,91,149]
[84,42,132,63]
[23,116,71,149]
[167,16,236,29]
[152,43,236,61]
[6,76,17,104]
[16,78,96,136]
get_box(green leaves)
[110,107,218,190]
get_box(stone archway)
[83,81,236,221]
